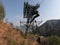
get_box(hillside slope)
[39,19,60,36]
[0,21,24,45]
[0,21,49,45]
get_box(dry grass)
[0,21,49,45]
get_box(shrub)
[20,41,25,45]
[20,30,25,38]
[7,39,17,45]
[48,35,60,45]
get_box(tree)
[24,2,40,37]
[0,0,5,20]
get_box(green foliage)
[48,35,60,45]
[7,39,17,45]
[20,30,25,38]
[0,5,5,20]
[20,41,25,45]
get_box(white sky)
[14,0,60,26]
[37,0,60,22]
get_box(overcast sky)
[2,0,60,26]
